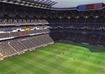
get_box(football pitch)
[0,42,105,74]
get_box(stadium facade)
[0,0,104,60]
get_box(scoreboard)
[77,3,104,11]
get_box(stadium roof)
[53,0,104,8]
[0,0,57,9]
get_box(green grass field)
[0,42,105,74]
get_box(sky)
[53,0,105,8]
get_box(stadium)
[0,0,105,74]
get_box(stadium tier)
[0,19,49,26]
[0,34,54,60]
